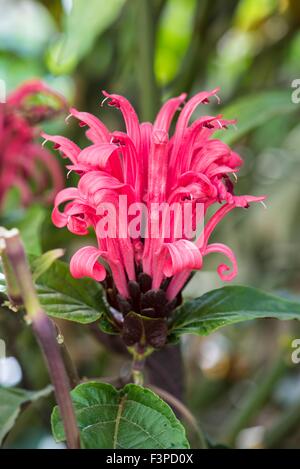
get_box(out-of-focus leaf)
[46,0,126,75]
[31,249,65,281]
[0,385,52,445]
[0,205,45,256]
[51,382,189,449]
[0,55,43,92]
[216,91,298,145]
[15,206,45,256]
[234,0,277,31]
[169,285,300,341]
[155,0,196,85]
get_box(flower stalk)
[130,345,148,385]
[0,228,80,449]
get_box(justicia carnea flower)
[44,89,265,349]
[0,80,66,210]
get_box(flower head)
[0,80,66,210]
[46,89,265,348]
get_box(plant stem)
[32,315,80,448]
[136,0,160,121]
[149,384,207,449]
[2,229,80,449]
[132,352,145,386]
[2,229,40,317]
[221,353,288,446]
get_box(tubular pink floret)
[69,108,110,143]
[102,91,141,150]
[41,133,81,164]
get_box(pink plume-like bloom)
[0,80,66,209]
[45,89,264,346]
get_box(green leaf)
[0,258,107,324]
[216,91,298,145]
[98,315,119,335]
[31,249,65,281]
[169,285,300,341]
[33,259,107,324]
[51,382,189,449]
[46,0,126,75]
[0,386,52,445]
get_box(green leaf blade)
[34,259,107,324]
[0,386,52,445]
[0,258,107,324]
[51,382,189,449]
[170,285,300,340]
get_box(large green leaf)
[0,386,52,445]
[47,0,126,74]
[51,382,189,449]
[0,258,107,324]
[216,91,298,145]
[169,285,300,341]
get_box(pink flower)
[45,89,265,347]
[0,80,66,210]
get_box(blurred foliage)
[1,0,300,449]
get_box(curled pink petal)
[102,91,141,150]
[169,88,221,180]
[162,240,203,277]
[70,108,110,143]
[203,243,238,281]
[70,246,106,281]
[42,133,81,164]
[52,187,80,227]
[233,194,266,208]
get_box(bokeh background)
[1,0,300,449]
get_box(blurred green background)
[1,0,300,449]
